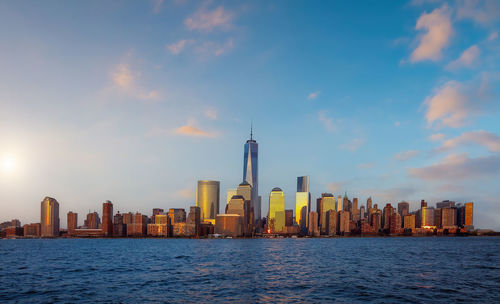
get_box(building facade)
[196,180,220,223]
[41,197,60,237]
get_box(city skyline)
[0,1,499,230]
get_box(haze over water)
[1,237,500,303]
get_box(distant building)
[434,208,442,229]
[442,207,457,228]
[421,207,435,228]
[186,206,201,237]
[325,210,337,236]
[67,212,78,235]
[168,208,186,225]
[319,193,335,234]
[215,214,243,237]
[237,181,254,231]
[337,195,343,211]
[243,127,259,220]
[41,197,60,237]
[436,200,455,209]
[465,202,473,228]
[196,180,220,223]
[102,201,113,237]
[284,209,294,227]
[268,187,285,233]
[226,189,237,205]
[397,201,410,219]
[226,195,247,235]
[296,192,309,233]
[404,214,416,229]
[127,213,148,237]
[338,210,350,234]
[389,213,402,234]
[113,212,126,236]
[85,212,101,229]
[308,212,320,237]
[383,204,394,230]
[23,223,41,237]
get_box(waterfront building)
[284,210,294,227]
[113,212,126,236]
[127,213,148,237]
[371,211,382,231]
[147,223,169,237]
[404,214,416,229]
[173,222,188,237]
[316,198,322,226]
[226,195,248,234]
[41,197,60,237]
[102,201,113,237]
[397,201,410,219]
[325,210,337,236]
[352,198,359,221]
[67,212,78,235]
[23,223,41,237]
[85,212,101,229]
[268,187,285,233]
[168,208,186,225]
[319,193,335,234]
[434,208,442,229]
[308,212,320,237]
[389,213,402,234]
[296,192,309,232]
[243,126,259,220]
[123,212,133,225]
[186,206,201,237]
[338,210,350,235]
[421,207,435,228]
[465,202,474,228]
[196,180,220,223]
[215,214,242,237]
[442,207,457,228]
[152,208,164,223]
[383,204,394,230]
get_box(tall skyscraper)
[297,176,309,192]
[67,211,78,235]
[243,126,259,220]
[295,176,311,232]
[41,196,60,237]
[319,193,335,234]
[465,202,474,227]
[397,201,410,218]
[268,187,285,233]
[196,180,220,223]
[102,201,113,237]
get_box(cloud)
[152,0,163,13]
[435,130,500,153]
[395,121,401,127]
[429,133,445,141]
[457,0,500,26]
[341,138,364,151]
[204,109,217,120]
[185,5,233,32]
[195,38,234,57]
[446,45,480,70]
[327,182,348,193]
[394,150,421,161]
[175,188,195,199]
[167,39,194,54]
[175,120,217,138]
[423,78,490,128]
[318,110,336,132]
[410,4,452,62]
[110,63,161,102]
[357,162,375,169]
[308,91,320,100]
[409,153,500,180]
[488,32,498,41]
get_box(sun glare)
[2,156,17,173]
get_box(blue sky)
[1,0,499,229]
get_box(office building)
[186,206,201,237]
[421,207,435,228]
[243,126,259,220]
[442,207,457,228]
[436,200,455,209]
[226,189,237,205]
[41,197,60,237]
[168,208,186,225]
[296,192,309,232]
[85,212,100,229]
[465,202,473,227]
[325,210,337,236]
[284,209,294,227]
[319,193,335,234]
[268,187,285,233]
[434,208,442,229]
[67,212,78,235]
[383,204,394,230]
[196,180,220,223]
[23,223,41,237]
[404,214,416,229]
[102,201,113,237]
[215,214,243,237]
[308,212,320,237]
[338,210,350,234]
[397,201,410,219]
[297,176,309,192]
[337,195,343,211]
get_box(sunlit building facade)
[465,202,473,227]
[268,187,285,233]
[319,193,335,234]
[41,196,60,237]
[295,192,309,229]
[243,128,259,220]
[421,207,435,228]
[196,180,220,223]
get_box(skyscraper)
[243,125,259,220]
[102,201,113,237]
[465,202,474,227]
[67,211,78,235]
[41,197,60,237]
[319,193,335,234]
[297,176,309,192]
[295,176,311,232]
[268,187,285,233]
[196,180,220,223]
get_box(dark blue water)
[1,237,500,303]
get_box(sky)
[0,0,499,230]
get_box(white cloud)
[435,130,500,153]
[488,32,498,41]
[457,0,500,26]
[174,119,218,138]
[166,39,195,55]
[394,150,421,161]
[409,153,500,180]
[318,110,336,132]
[185,5,233,32]
[308,91,320,100]
[429,133,445,141]
[110,62,161,102]
[423,78,490,128]
[446,45,480,70]
[204,109,217,120]
[410,4,452,62]
[341,138,364,151]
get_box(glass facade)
[296,192,310,227]
[268,188,285,233]
[196,180,220,222]
[40,197,60,237]
[243,138,259,220]
[297,176,309,192]
[320,194,335,233]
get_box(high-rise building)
[366,197,372,212]
[319,193,335,234]
[226,189,237,205]
[404,214,416,229]
[389,213,402,234]
[465,202,473,227]
[436,200,455,209]
[196,180,220,223]
[268,187,285,233]
[442,207,457,228]
[284,210,294,227]
[168,209,186,225]
[186,206,201,237]
[296,192,309,231]
[215,214,242,237]
[243,126,259,220]
[338,210,350,234]
[308,212,319,237]
[421,207,435,228]
[102,201,113,237]
[383,204,394,230]
[297,176,309,192]
[434,208,442,229]
[337,195,343,211]
[67,211,78,235]
[325,210,337,236]
[397,201,410,219]
[237,181,253,229]
[85,212,101,229]
[41,197,60,237]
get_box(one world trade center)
[243,125,260,221]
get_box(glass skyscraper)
[268,187,285,233]
[243,126,259,220]
[196,180,220,223]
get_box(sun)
[2,156,17,173]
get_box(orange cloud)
[185,6,233,32]
[175,125,217,138]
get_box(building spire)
[250,121,253,141]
